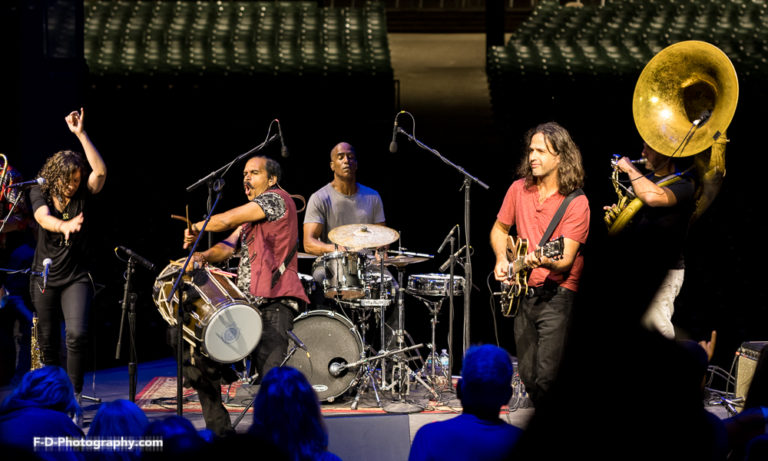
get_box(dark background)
[1,0,764,378]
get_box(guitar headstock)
[540,236,565,260]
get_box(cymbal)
[328,224,400,250]
[382,255,429,267]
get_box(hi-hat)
[382,255,429,267]
[328,224,400,250]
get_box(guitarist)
[490,122,589,407]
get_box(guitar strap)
[538,188,584,246]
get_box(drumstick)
[185,205,191,233]
[170,214,191,225]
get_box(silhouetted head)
[249,366,328,461]
[457,345,514,411]
[0,366,79,416]
[88,399,149,438]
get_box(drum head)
[286,310,362,402]
[203,303,263,363]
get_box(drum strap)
[271,240,299,288]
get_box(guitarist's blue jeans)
[513,286,575,406]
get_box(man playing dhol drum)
[180,155,308,436]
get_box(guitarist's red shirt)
[497,179,590,292]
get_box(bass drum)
[286,310,362,402]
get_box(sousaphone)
[605,40,739,235]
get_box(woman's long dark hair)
[38,150,87,204]
[249,367,328,461]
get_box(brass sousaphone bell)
[605,40,739,235]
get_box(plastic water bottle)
[439,349,450,375]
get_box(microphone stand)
[447,236,456,376]
[187,134,279,248]
[167,132,280,416]
[115,257,138,402]
[395,125,489,354]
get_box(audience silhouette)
[249,366,341,461]
[0,365,83,460]
[409,344,523,461]
[85,399,149,460]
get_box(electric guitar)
[499,235,564,318]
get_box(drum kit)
[151,223,466,412]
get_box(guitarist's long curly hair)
[518,121,585,195]
[38,150,87,204]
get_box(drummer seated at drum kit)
[302,142,399,333]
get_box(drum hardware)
[382,262,439,413]
[329,342,426,410]
[407,290,455,388]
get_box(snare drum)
[315,251,366,300]
[362,271,394,299]
[153,259,263,363]
[407,273,465,297]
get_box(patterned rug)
[135,376,464,415]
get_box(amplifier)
[735,341,768,407]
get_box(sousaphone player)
[604,40,738,340]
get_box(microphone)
[439,244,467,273]
[389,114,400,153]
[41,258,52,293]
[116,246,157,272]
[276,119,289,158]
[8,177,45,189]
[437,224,459,253]
[287,330,308,356]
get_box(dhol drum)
[316,251,366,300]
[362,270,394,299]
[286,310,363,402]
[407,273,465,297]
[153,260,263,363]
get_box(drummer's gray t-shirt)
[304,183,385,243]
